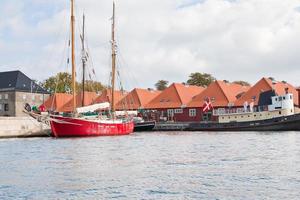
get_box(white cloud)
[1,0,300,90]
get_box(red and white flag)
[202,98,213,112]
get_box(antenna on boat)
[81,13,86,107]
[111,1,116,118]
[71,0,77,113]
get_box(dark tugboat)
[188,91,300,131]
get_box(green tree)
[233,80,251,86]
[77,80,106,92]
[187,72,216,87]
[42,72,72,93]
[155,80,169,91]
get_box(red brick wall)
[297,89,300,107]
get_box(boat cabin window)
[275,98,278,101]
[283,97,286,100]
[290,95,293,99]
[279,111,282,115]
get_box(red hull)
[50,116,134,137]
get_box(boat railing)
[213,105,269,116]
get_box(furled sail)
[76,102,110,113]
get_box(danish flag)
[202,98,213,112]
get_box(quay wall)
[0,117,51,138]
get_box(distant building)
[187,80,250,122]
[144,83,204,122]
[115,88,161,111]
[0,70,50,117]
[95,89,127,107]
[235,78,299,107]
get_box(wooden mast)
[111,1,116,117]
[71,0,77,113]
[81,14,86,107]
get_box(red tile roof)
[188,81,250,107]
[60,91,99,112]
[144,83,204,109]
[42,93,73,112]
[116,88,161,110]
[94,89,127,106]
[235,78,299,106]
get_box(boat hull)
[134,121,156,132]
[187,113,300,131]
[50,116,134,137]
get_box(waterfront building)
[234,78,299,107]
[94,89,127,107]
[144,83,204,122]
[0,70,50,117]
[60,91,99,112]
[186,80,250,122]
[115,88,161,111]
[42,93,73,113]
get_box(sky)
[1,0,300,90]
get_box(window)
[0,94,2,100]
[0,104,2,111]
[4,104,9,111]
[4,94,8,99]
[174,109,183,114]
[283,97,286,100]
[290,95,293,100]
[189,109,196,117]
[167,109,174,117]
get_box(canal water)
[0,132,299,199]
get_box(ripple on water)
[0,132,299,199]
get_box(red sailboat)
[50,0,134,137]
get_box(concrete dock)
[0,117,51,138]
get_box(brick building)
[144,83,204,122]
[187,80,250,122]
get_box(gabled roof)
[188,81,250,107]
[0,70,49,94]
[235,77,299,106]
[116,88,161,110]
[144,83,204,109]
[42,93,73,112]
[94,89,127,106]
[60,91,99,112]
